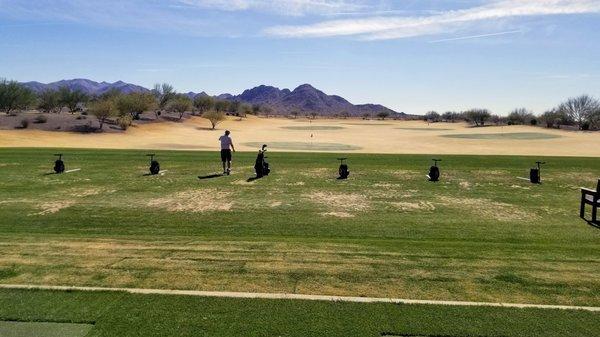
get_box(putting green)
[441,132,561,140]
[281,126,345,131]
[0,321,93,337]
[243,141,361,151]
[397,127,452,131]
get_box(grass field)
[0,148,599,307]
[1,288,599,337]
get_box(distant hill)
[22,79,149,96]
[228,84,400,117]
[21,79,404,117]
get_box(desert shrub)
[33,115,48,123]
[19,118,29,128]
[118,115,132,130]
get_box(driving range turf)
[1,288,599,337]
[0,148,599,336]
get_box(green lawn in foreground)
[0,148,599,306]
[1,289,598,337]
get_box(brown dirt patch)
[438,196,535,222]
[30,200,76,216]
[307,192,370,212]
[391,201,436,212]
[147,189,232,212]
[321,211,355,218]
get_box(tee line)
[1,284,599,312]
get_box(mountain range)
[21,79,403,117]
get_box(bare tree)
[424,111,440,122]
[464,109,491,126]
[557,95,600,130]
[507,108,535,125]
[152,83,176,118]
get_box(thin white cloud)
[176,0,370,16]
[429,30,524,43]
[265,0,600,40]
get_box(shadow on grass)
[198,173,223,180]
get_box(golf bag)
[530,168,540,184]
[254,145,270,178]
[54,155,65,174]
[147,154,160,175]
[529,161,545,184]
[428,159,441,182]
[338,158,350,179]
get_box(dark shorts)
[220,149,232,162]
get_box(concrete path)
[2,284,599,312]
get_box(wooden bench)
[580,179,600,225]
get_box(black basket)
[429,166,440,182]
[150,160,160,175]
[530,168,540,184]
[54,160,65,174]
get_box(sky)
[0,0,599,115]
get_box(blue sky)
[0,0,599,114]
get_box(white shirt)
[219,135,232,150]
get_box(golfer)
[219,130,235,175]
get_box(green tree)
[116,93,156,122]
[193,96,214,115]
[58,87,88,113]
[202,110,226,129]
[239,104,252,118]
[251,104,261,115]
[167,95,193,120]
[0,79,36,114]
[89,98,118,130]
[228,101,241,115]
[37,89,62,113]
[214,100,230,113]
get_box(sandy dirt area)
[1,116,599,156]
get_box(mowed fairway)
[1,288,599,337]
[0,148,599,308]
